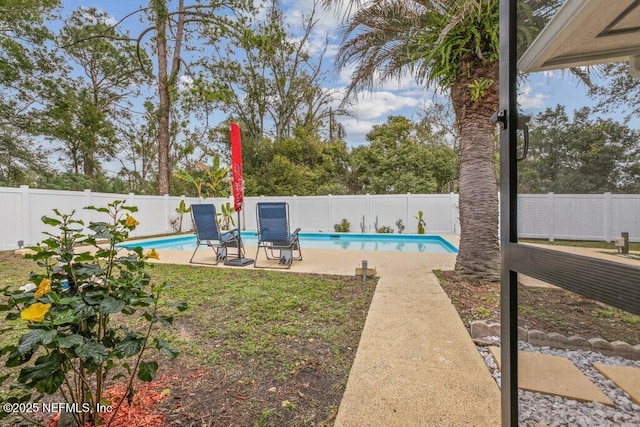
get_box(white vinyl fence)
[0,187,638,250]
[517,193,640,242]
[0,187,459,250]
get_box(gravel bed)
[478,338,640,426]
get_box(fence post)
[604,192,612,242]
[164,194,170,234]
[450,192,457,234]
[328,194,333,232]
[548,192,554,242]
[405,193,410,233]
[20,185,30,246]
[365,193,371,233]
[83,189,92,232]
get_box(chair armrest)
[291,228,301,238]
[221,228,240,239]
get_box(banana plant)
[173,168,205,197]
[174,200,191,232]
[199,156,230,197]
[217,202,235,230]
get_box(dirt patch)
[143,349,345,427]
[437,271,640,345]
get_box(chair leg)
[189,244,200,263]
[253,243,260,268]
[216,247,227,263]
[190,242,223,265]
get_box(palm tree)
[325,0,557,281]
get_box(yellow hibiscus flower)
[125,214,140,228]
[145,248,160,260]
[34,278,52,298]
[20,302,51,323]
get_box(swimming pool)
[121,232,458,253]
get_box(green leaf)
[52,309,77,326]
[85,206,109,213]
[74,252,95,262]
[10,292,34,303]
[166,301,188,312]
[76,341,109,363]
[157,315,174,326]
[18,353,65,394]
[99,296,125,314]
[115,336,145,358]
[137,361,158,382]
[57,334,85,349]
[75,264,103,277]
[155,339,179,360]
[57,297,79,305]
[83,291,104,305]
[18,329,56,354]
[41,216,62,227]
[6,348,34,367]
[121,305,136,315]
[41,330,57,345]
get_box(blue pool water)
[121,232,458,253]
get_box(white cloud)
[282,0,349,34]
[353,90,421,120]
[179,75,194,91]
[518,83,547,109]
[327,88,423,145]
[336,64,425,95]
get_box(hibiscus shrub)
[0,200,186,426]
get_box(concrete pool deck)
[152,234,502,426]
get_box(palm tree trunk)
[451,61,500,281]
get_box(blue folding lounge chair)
[254,202,302,268]
[190,204,242,265]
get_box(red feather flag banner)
[230,122,244,212]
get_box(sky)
[57,0,637,149]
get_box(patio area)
[153,235,503,426]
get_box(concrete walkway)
[151,236,501,426]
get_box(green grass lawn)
[0,252,377,425]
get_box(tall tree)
[0,0,60,185]
[40,80,116,175]
[588,62,640,122]
[46,7,149,177]
[348,115,457,194]
[200,0,350,145]
[136,0,252,195]
[116,101,159,194]
[324,0,558,281]
[519,106,640,194]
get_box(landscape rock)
[470,321,493,338]
[566,335,591,351]
[589,338,614,356]
[610,341,640,360]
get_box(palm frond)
[333,0,564,100]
